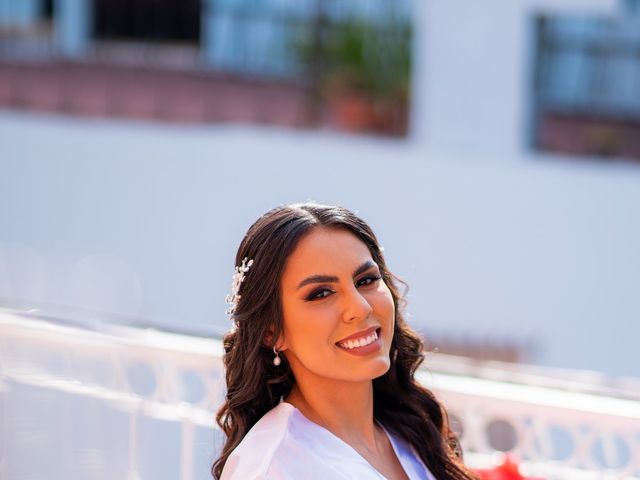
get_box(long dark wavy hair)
[212,202,477,479]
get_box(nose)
[342,284,373,323]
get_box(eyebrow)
[295,260,378,291]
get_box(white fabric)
[220,401,438,480]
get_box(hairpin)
[225,257,254,317]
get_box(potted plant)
[294,17,411,135]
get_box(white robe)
[220,401,438,480]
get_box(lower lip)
[336,329,382,356]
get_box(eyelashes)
[305,275,382,301]
[358,274,382,288]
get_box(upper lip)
[336,326,380,344]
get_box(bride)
[213,202,476,480]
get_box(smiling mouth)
[336,328,381,350]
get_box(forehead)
[282,227,372,280]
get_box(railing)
[0,308,226,480]
[206,0,411,79]
[424,368,640,479]
[0,0,412,135]
[1,307,639,479]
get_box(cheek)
[374,284,395,319]
[284,307,336,351]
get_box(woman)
[213,203,476,479]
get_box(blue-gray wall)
[2,111,639,379]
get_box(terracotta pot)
[328,93,377,132]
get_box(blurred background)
[1,0,640,479]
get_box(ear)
[264,324,287,351]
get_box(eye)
[357,274,382,287]
[306,287,334,301]
[305,275,382,301]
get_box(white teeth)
[339,330,379,349]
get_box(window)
[532,15,640,160]
[93,0,201,43]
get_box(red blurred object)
[472,454,546,480]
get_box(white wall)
[1,112,639,379]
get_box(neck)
[284,375,382,452]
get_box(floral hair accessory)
[225,257,254,317]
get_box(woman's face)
[278,227,395,384]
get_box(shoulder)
[220,402,302,480]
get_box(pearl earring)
[273,346,281,366]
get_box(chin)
[371,358,391,379]
[356,356,391,381]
